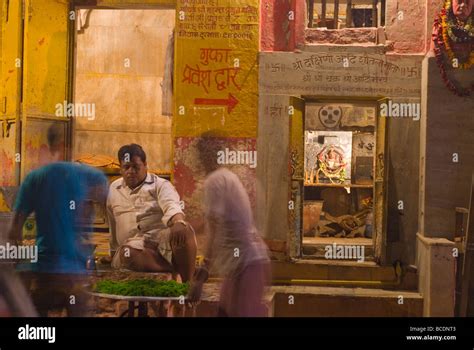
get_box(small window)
[307,0,386,29]
[352,7,375,28]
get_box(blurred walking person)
[188,132,270,317]
[7,125,108,316]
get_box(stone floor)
[45,265,422,317]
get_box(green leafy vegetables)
[94,279,189,297]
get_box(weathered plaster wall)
[174,137,257,250]
[0,126,16,187]
[386,115,420,265]
[426,0,444,52]
[74,9,174,171]
[420,57,474,239]
[261,0,306,51]
[384,0,427,53]
[416,234,455,316]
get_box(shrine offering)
[305,131,352,185]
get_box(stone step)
[270,285,423,317]
[192,284,423,317]
[302,242,375,260]
[271,260,418,291]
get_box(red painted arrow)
[194,93,239,113]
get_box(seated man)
[106,144,196,282]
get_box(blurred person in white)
[188,131,270,317]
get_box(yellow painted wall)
[23,0,69,117]
[21,0,70,179]
[1,0,23,210]
[1,0,22,121]
[174,0,259,138]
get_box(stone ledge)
[302,43,389,54]
[270,285,422,298]
[272,290,423,317]
[416,232,455,247]
[305,27,380,45]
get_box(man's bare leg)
[123,247,173,272]
[171,229,197,282]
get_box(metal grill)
[307,0,386,29]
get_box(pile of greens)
[94,279,189,297]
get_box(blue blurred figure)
[7,125,108,316]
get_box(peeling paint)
[0,150,15,186]
[174,137,257,223]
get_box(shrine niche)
[302,101,379,260]
[433,0,474,96]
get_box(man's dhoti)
[111,228,173,269]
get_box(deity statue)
[453,0,473,20]
[432,0,474,96]
[451,0,474,63]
